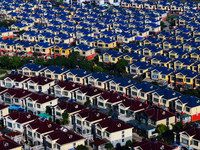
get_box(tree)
[93,66,103,72]
[35,58,45,66]
[84,100,91,107]
[171,122,183,132]
[114,58,128,74]
[9,56,21,69]
[105,143,114,149]
[76,145,89,150]
[125,140,132,147]
[61,111,69,125]
[59,0,63,4]
[46,106,52,115]
[157,124,167,133]
[0,56,10,69]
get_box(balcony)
[118,114,134,122]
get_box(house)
[107,77,136,95]
[26,93,58,115]
[123,53,145,64]
[0,135,22,150]
[136,107,176,129]
[150,88,183,110]
[33,42,54,55]
[73,45,95,60]
[24,76,54,94]
[166,48,188,59]
[42,66,69,80]
[1,74,29,89]
[18,63,46,77]
[129,82,160,102]
[50,44,73,57]
[53,101,86,123]
[174,125,200,150]
[168,58,196,70]
[96,91,127,110]
[118,99,149,122]
[141,46,163,58]
[126,61,152,76]
[53,81,81,99]
[86,72,113,90]
[25,119,61,146]
[0,28,14,39]
[169,69,199,88]
[130,140,177,150]
[4,112,39,133]
[73,109,109,141]
[96,38,116,49]
[99,50,123,63]
[146,67,174,82]
[45,130,85,150]
[74,86,103,104]
[64,69,91,85]
[149,56,172,67]
[95,118,132,147]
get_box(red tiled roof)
[28,119,61,133]
[143,107,175,121]
[28,76,54,85]
[4,74,29,82]
[5,132,21,137]
[97,118,132,133]
[7,112,39,124]
[2,88,32,98]
[78,109,108,122]
[0,86,7,93]
[176,125,200,140]
[99,92,126,103]
[0,136,21,150]
[56,81,81,91]
[26,93,57,104]
[47,130,84,145]
[55,101,86,113]
[131,140,175,150]
[121,99,149,112]
[93,139,107,146]
[79,86,103,96]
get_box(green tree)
[60,0,63,4]
[35,58,45,66]
[49,117,52,122]
[9,56,21,69]
[0,56,10,69]
[114,58,128,73]
[125,140,132,147]
[61,111,69,125]
[84,100,91,107]
[76,145,89,150]
[157,124,167,133]
[93,66,103,72]
[46,106,52,115]
[105,143,114,149]
[171,122,183,132]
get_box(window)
[54,75,58,79]
[77,96,82,100]
[56,112,61,116]
[154,98,159,103]
[106,132,110,137]
[98,82,101,86]
[15,83,19,86]
[62,50,65,53]
[37,104,41,108]
[177,105,182,111]
[141,93,144,97]
[112,58,115,61]
[122,139,124,142]
[7,122,12,128]
[28,103,33,108]
[28,131,32,137]
[15,99,19,103]
[151,120,156,125]
[162,75,165,79]
[29,86,34,90]
[5,83,11,87]
[182,138,188,145]
[186,78,190,83]
[77,120,81,125]
[17,124,20,129]
[119,87,123,91]
[193,140,198,146]
[186,107,190,112]
[76,78,80,82]
[97,129,101,135]
[37,133,40,138]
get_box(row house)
[45,130,85,150]
[4,112,39,133]
[25,119,61,146]
[95,118,132,147]
[0,135,22,150]
[0,103,9,119]
[73,109,109,142]
[174,125,200,150]
[118,99,149,122]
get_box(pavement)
[132,133,143,142]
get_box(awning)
[9,105,21,110]
[135,37,143,40]
[38,113,52,119]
